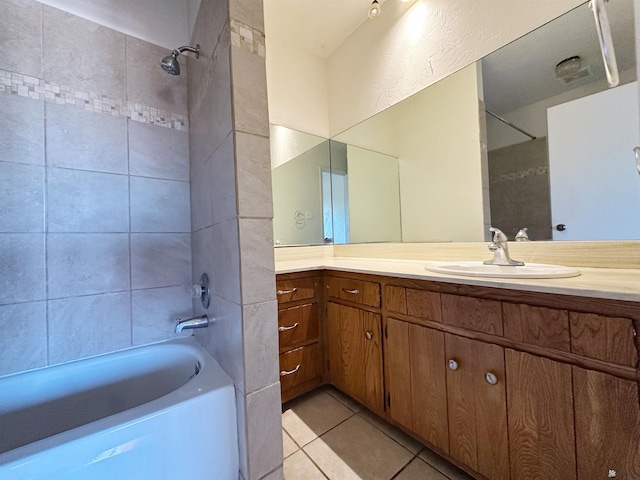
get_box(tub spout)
[175,314,209,333]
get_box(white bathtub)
[0,338,238,480]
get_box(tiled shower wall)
[0,0,193,376]
[188,0,283,478]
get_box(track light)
[368,0,381,19]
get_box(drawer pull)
[365,331,373,340]
[485,372,498,385]
[342,288,360,295]
[280,365,301,377]
[277,287,297,296]
[448,359,459,371]
[278,322,299,332]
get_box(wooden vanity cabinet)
[276,273,323,403]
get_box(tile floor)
[281,386,475,480]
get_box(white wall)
[266,35,330,138]
[346,146,402,243]
[270,125,326,169]
[34,0,190,49]
[326,0,584,137]
[397,64,486,242]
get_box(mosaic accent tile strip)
[492,165,549,184]
[230,18,266,58]
[0,68,188,131]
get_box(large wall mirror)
[270,0,639,246]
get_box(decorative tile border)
[492,165,548,184]
[0,68,188,131]
[230,18,266,58]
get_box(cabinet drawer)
[279,344,322,394]
[442,294,503,335]
[570,312,638,367]
[406,289,442,322]
[278,303,319,352]
[503,303,570,352]
[276,277,318,304]
[326,276,380,307]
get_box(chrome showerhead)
[160,45,200,76]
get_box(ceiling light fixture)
[368,0,381,19]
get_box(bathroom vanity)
[275,256,640,480]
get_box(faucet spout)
[175,314,209,333]
[483,227,524,266]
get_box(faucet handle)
[489,227,509,243]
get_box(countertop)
[275,257,640,302]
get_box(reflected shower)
[160,44,200,75]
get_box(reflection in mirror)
[271,0,639,245]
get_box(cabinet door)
[327,302,383,411]
[573,367,640,480]
[445,334,509,480]
[505,349,576,480]
[385,318,413,429]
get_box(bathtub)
[0,338,238,480]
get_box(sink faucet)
[175,314,209,333]
[483,227,524,266]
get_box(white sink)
[424,261,580,279]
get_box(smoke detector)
[555,56,591,84]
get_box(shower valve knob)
[191,284,204,299]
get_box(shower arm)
[175,45,200,58]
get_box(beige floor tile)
[284,450,327,480]
[323,385,364,412]
[358,409,423,454]
[283,429,299,458]
[304,415,413,480]
[394,458,448,480]
[418,448,475,479]
[282,389,355,446]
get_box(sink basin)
[424,261,580,279]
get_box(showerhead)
[160,44,200,76]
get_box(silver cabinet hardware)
[365,331,373,340]
[608,469,617,478]
[277,287,297,295]
[485,372,498,385]
[343,288,360,294]
[278,322,299,332]
[448,359,459,371]
[280,365,301,376]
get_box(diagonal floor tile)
[393,458,448,480]
[418,448,475,479]
[358,409,423,454]
[283,429,299,458]
[282,389,355,446]
[304,415,414,480]
[284,450,327,480]
[323,385,364,413]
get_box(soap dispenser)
[515,228,530,241]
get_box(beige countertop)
[275,257,640,302]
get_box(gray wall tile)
[126,37,188,116]
[0,94,44,166]
[190,0,229,63]
[48,292,131,364]
[0,0,42,77]
[239,219,275,305]
[230,0,264,32]
[0,162,44,232]
[47,233,130,298]
[131,233,191,289]
[246,383,283,480]
[130,177,191,233]
[212,219,241,303]
[45,103,128,174]
[47,168,129,232]
[43,6,126,98]
[191,226,215,303]
[230,46,268,137]
[129,122,189,181]
[243,301,279,394]
[0,301,47,376]
[212,133,238,225]
[190,158,213,232]
[0,234,45,305]
[235,132,272,218]
[132,286,193,345]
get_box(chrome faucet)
[175,314,209,333]
[483,227,524,266]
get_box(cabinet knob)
[448,359,459,371]
[485,372,498,385]
[608,469,617,478]
[365,331,373,340]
